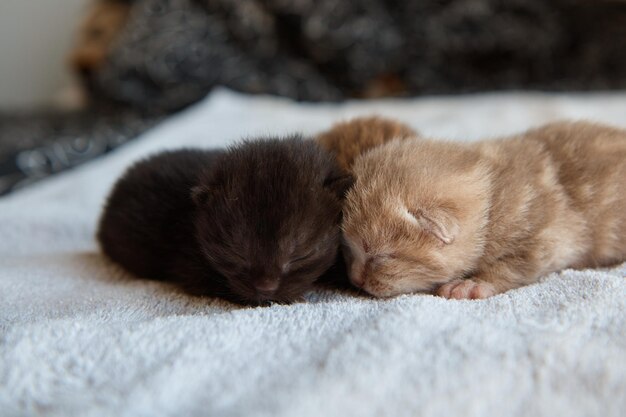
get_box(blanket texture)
[0,90,625,417]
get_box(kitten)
[98,137,351,305]
[316,116,417,172]
[342,121,626,299]
[70,0,130,78]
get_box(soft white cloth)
[1,89,625,417]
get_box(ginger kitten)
[70,0,131,77]
[316,116,417,172]
[342,121,626,299]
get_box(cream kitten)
[342,121,626,299]
[316,116,417,172]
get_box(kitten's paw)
[436,279,496,300]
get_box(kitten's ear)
[191,185,213,206]
[324,173,354,199]
[406,207,459,245]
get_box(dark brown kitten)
[97,137,352,305]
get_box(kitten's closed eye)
[212,258,248,276]
[286,251,319,271]
[284,247,332,276]
[290,252,316,264]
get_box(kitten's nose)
[254,278,279,293]
[351,272,365,287]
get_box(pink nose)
[254,279,279,293]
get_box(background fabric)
[1,89,624,417]
[2,0,626,195]
[94,0,626,110]
[0,110,159,195]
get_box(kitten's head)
[193,136,352,305]
[316,116,417,171]
[341,140,489,298]
[342,197,461,298]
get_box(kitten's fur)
[316,116,417,172]
[70,0,130,77]
[98,137,351,305]
[342,121,626,299]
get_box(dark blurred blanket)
[93,0,626,109]
[0,110,158,194]
[2,0,626,195]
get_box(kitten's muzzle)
[350,273,363,287]
[253,278,280,293]
[350,259,371,287]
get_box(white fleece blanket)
[1,89,625,417]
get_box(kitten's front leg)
[436,260,534,299]
[436,278,496,299]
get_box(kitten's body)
[316,116,417,172]
[98,149,222,283]
[342,121,626,299]
[98,137,350,305]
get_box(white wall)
[0,0,90,109]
